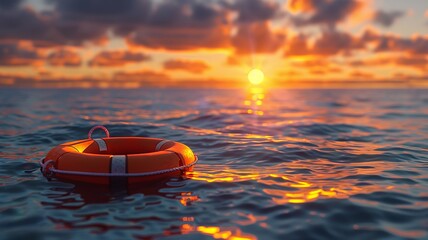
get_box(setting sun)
[248,69,265,85]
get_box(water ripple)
[0,88,427,239]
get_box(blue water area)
[0,88,427,240]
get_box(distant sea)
[0,88,427,239]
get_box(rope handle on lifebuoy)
[40,159,55,178]
[88,125,110,139]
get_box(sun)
[248,69,264,85]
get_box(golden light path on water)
[185,160,398,205]
[162,84,427,240]
[182,83,427,208]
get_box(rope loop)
[40,159,55,178]
[88,125,110,139]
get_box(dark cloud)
[312,30,363,55]
[285,29,428,58]
[47,49,82,67]
[52,0,285,51]
[0,0,22,9]
[0,7,107,46]
[129,26,231,50]
[373,10,404,27]
[362,29,428,55]
[0,43,43,66]
[55,0,142,17]
[164,59,210,73]
[127,0,231,50]
[285,30,363,56]
[232,22,285,54]
[89,51,150,67]
[54,0,151,36]
[288,0,361,26]
[230,0,281,23]
[0,0,287,51]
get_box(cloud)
[0,0,23,9]
[286,28,428,58]
[393,72,428,81]
[349,55,427,71]
[0,0,286,52]
[127,0,232,50]
[128,25,231,50]
[0,43,43,66]
[53,0,285,51]
[287,0,362,26]
[312,30,363,55]
[164,59,210,74]
[89,50,150,67]
[232,21,285,55]
[57,0,231,50]
[283,34,311,56]
[113,70,170,82]
[230,0,282,23]
[285,29,363,57]
[373,10,404,27]
[362,29,428,55]
[349,70,375,79]
[47,49,82,67]
[289,58,343,74]
[0,6,108,47]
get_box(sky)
[0,0,427,88]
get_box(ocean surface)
[0,88,427,240]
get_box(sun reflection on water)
[175,224,256,240]
[245,86,266,116]
[186,159,398,204]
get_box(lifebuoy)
[40,126,197,184]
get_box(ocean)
[0,88,427,239]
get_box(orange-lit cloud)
[284,34,311,56]
[287,0,362,26]
[349,55,427,71]
[89,51,150,67]
[349,70,375,79]
[47,49,82,67]
[287,0,316,13]
[164,59,210,74]
[113,70,170,82]
[0,43,43,66]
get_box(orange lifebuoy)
[40,126,197,184]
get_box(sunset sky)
[0,0,427,88]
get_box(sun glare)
[248,69,264,85]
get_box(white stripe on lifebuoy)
[155,140,172,151]
[111,155,126,174]
[94,138,107,152]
